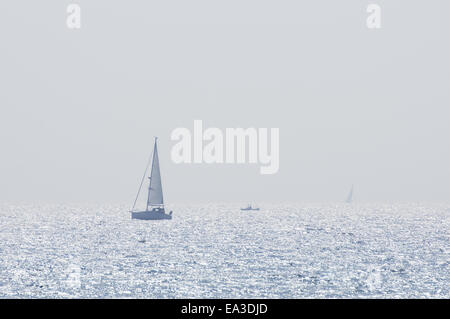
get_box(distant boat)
[345,185,354,204]
[130,137,172,220]
[240,204,260,211]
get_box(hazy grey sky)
[0,1,449,203]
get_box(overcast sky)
[0,1,449,204]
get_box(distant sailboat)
[131,137,172,220]
[240,204,260,211]
[345,185,354,204]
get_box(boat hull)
[240,208,260,211]
[131,209,172,220]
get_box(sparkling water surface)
[0,203,448,298]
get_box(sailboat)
[345,185,354,204]
[240,204,260,211]
[130,137,172,220]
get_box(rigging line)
[131,151,153,211]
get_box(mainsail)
[147,138,164,209]
[346,185,353,203]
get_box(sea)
[0,203,448,298]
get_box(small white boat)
[240,204,260,211]
[130,137,172,220]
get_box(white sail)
[147,138,164,207]
[346,185,353,203]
